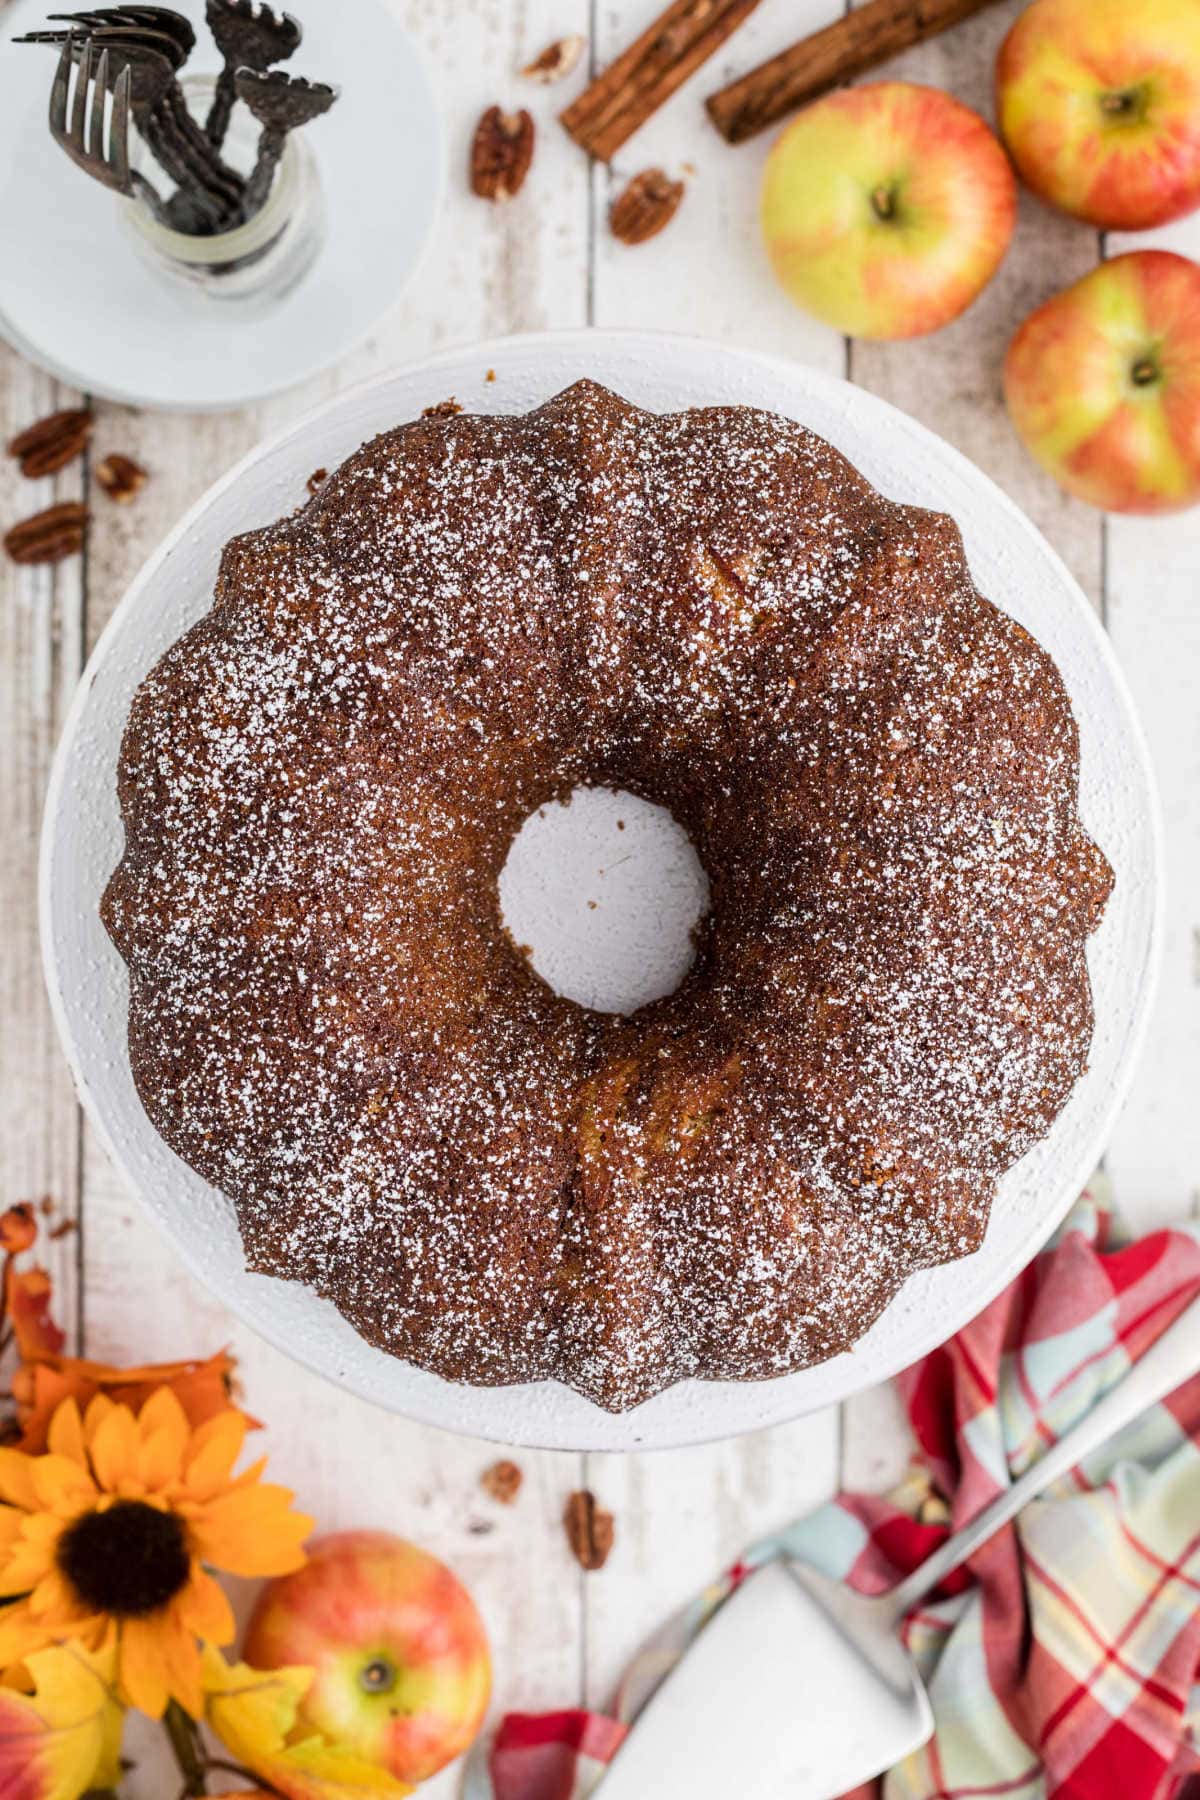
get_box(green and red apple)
[761,81,1016,340]
[1004,249,1200,512]
[244,1531,491,1784]
[997,0,1200,230]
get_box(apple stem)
[1131,357,1159,387]
[870,184,896,222]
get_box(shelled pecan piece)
[610,167,685,243]
[564,1489,615,1570]
[480,1459,523,1504]
[95,453,148,504]
[470,106,536,201]
[3,501,88,565]
[522,34,585,82]
[7,409,93,479]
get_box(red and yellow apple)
[244,1530,491,1784]
[1004,249,1200,512]
[760,82,1016,340]
[997,0,1200,230]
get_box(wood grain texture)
[0,346,84,1344]
[1102,216,1200,1227]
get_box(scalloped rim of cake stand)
[40,330,1164,1451]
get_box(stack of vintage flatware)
[16,2,337,233]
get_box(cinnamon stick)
[562,0,764,163]
[706,0,1005,145]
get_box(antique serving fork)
[205,0,301,151]
[23,13,245,223]
[234,67,334,215]
[48,35,167,218]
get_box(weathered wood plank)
[1102,215,1200,1228]
[0,345,85,1343]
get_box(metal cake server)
[599,1289,1200,1799]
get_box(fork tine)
[69,35,91,146]
[88,46,109,162]
[48,35,73,137]
[109,63,131,185]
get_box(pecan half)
[480,1458,523,1504]
[7,409,93,479]
[470,106,536,202]
[610,168,685,245]
[306,467,328,495]
[564,1489,615,1570]
[4,501,88,565]
[521,34,585,83]
[95,453,148,504]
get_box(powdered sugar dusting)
[101,381,1112,1411]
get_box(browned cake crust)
[101,381,1113,1411]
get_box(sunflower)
[0,1388,312,1718]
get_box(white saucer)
[40,331,1163,1450]
[0,0,441,411]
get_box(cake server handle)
[884,1289,1200,1624]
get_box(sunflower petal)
[0,1600,51,1666]
[183,1411,248,1500]
[0,1509,27,1555]
[135,1389,190,1492]
[87,1407,140,1497]
[81,1394,114,1442]
[159,1604,207,1719]
[117,1616,169,1718]
[189,1486,312,1578]
[177,1565,235,1646]
[29,1456,97,1518]
[28,1567,88,1624]
[46,1401,87,1471]
[0,1451,38,1512]
[0,1528,56,1598]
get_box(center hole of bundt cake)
[498,786,710,1016]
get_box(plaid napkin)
[477,1178,1200,1800]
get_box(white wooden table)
[2,3,1199,1793]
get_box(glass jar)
[120,75,325,310]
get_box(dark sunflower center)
[58,1500,190,1617]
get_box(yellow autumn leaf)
[201,1645,415,1800]
[0,1639,122,1800]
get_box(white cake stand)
[40,332,1163,1451]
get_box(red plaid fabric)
[474,1184,1200,1800]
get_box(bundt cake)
[102,380,1113,1412]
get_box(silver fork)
[26,17,244,223]
[49,33,166,220]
